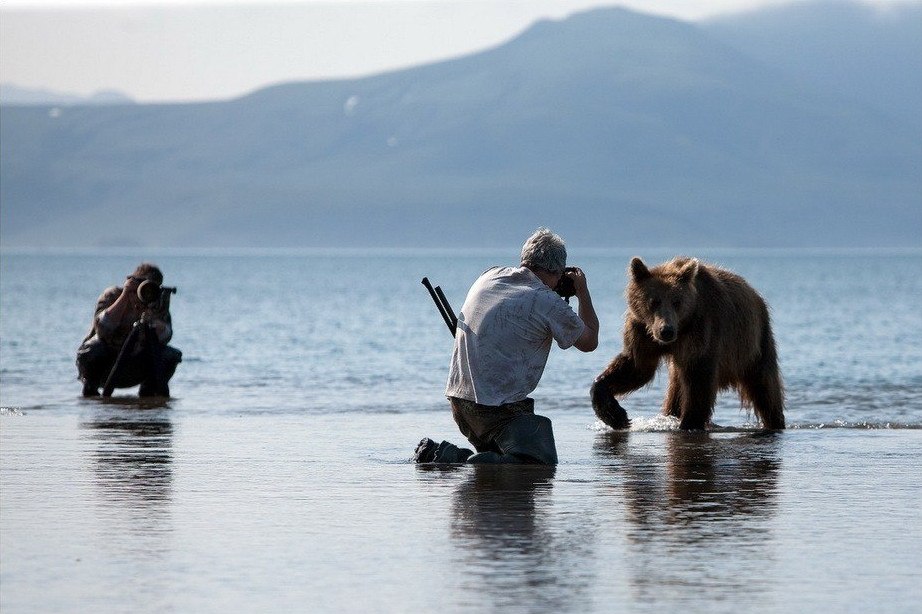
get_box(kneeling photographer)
[415,228,599,464]
[76,263,182,398]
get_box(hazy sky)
[1,0,915,102]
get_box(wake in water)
[588,415,768,433]
[589,416,922,432]
[789,420,922,430]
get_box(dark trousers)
[443,397,558,465]
[76,336,181,397]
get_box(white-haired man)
[415,228,599,464]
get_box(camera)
[134,278,177,306]
[554,267,578,301]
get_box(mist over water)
[2,248,921,612]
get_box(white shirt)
[445,266,585,406]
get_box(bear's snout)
[659,325,677,343]
[649,316,678,344]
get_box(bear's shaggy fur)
[591,257,785,431]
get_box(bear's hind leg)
[741,366,785,429]
[743,324,786,429]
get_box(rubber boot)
[489,414,559,465]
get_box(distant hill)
[0,83,134,106]
[704,1,922,130]
[1,5,919,248]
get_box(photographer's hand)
[124,275,142,294]
[567,267,589,301]
[569,267,600,352]
[101,276,143,324]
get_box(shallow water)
[2,249,921,612]
[3,409,920,613]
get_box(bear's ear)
[630,257,651,282]
[678,258,699,283]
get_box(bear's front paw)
[590,380,631,429]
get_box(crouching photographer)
[76,263,182,398]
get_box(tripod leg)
[102,324,142,397]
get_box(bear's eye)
[650,298,661,310]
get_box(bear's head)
[627,257,699,345]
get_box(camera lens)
[136,280,161,305]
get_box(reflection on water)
[3,407,919,613]
[447,465,596,612]
[449,464,556,551]
[418,433,784,611]
[81,401,174,553]
[595,431,781,606]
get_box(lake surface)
[2,248,921,612]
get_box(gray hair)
[520,227,567,273]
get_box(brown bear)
[591,257,785,431]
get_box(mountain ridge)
[1,4,919,248]
[0,83,135,106]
